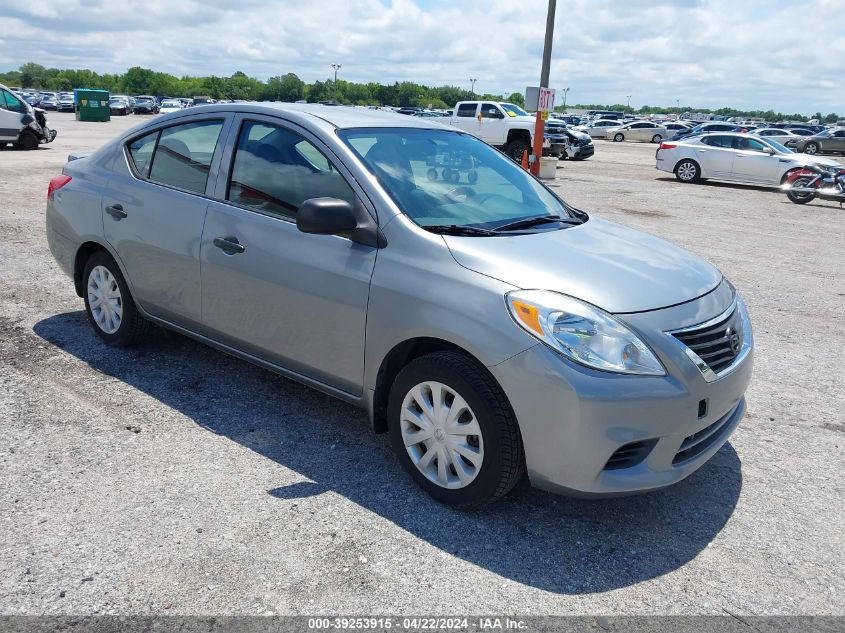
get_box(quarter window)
[226,121,355,219]
[456,103,478,118]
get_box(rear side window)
[226,120,355,220]
[149,120,223,194]
[702,135,734,148]
[128,131,158,177]
[456,103,477,118]
[127,119,224,194]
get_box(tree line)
[1,62,838,123]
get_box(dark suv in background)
[132,96,159,114]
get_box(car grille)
[671,306,741,375]
[604,439,657,470]
[673,404,737,465]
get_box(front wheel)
[786,176,816,204]
[16,131,39,151]
[388,351,525,509]
[504,139,530,163]
[83,251,151,346]
[613,133,624,142]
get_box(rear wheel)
[675,159,700,183]
[803,142,819,155]
[388,351,525,509]
[504,138,530,162]
[613,133,624,142]
[83,251,151,346]
[786,176,816,204]
[651,134,662,143]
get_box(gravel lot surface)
[0,112,843,616]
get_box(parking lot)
[0,112,842,616]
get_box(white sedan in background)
[655,132,841,186]
[606,120,669,143]
[752,128,802,147]
[574,119,623,139]
[158,99,184,114]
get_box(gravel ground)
[0,112,843,616]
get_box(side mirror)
[763,147,774,155]
[487,108,502,118]
[297,197,358,235]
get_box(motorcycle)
[783,164,845,206]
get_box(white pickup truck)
[448,101,566,160]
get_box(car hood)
[443,216,723,314]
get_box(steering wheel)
[444,186,476,202]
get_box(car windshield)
[500,103,529,117]
[339,128,572,230]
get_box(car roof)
[166,102,449,131]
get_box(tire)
[82,251,151,347]
[675,159,700,183]
[387,351,525,509]
[16,131,39,151]
[504,138,530,162]
[613,133,624,142]
[651,134,662,143]
[426,167,438,181]
[803,142,819,155]
[786,176,816,204]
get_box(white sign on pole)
[538,87,556,112]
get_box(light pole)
[626,95,632,112]
[469,78,477,97]
[562,87,570,112]
[330,63,342,102]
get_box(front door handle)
[213,236,245,255]
[105,204,127,219]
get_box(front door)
[0,88,25,141]
[103,116,230,328]
[200,116,377,395]
[477,103,506,144]
[731,137,779,183]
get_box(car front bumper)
[489,283,753,497]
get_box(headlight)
[506,290,665,375]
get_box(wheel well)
[506,129,531,146]
[73,241,108,297]
[372,337,482,434]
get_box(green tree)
[506,92,525,107]
[19,62,46,88]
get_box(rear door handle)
[213,237,245,254]
[105,204,127,219]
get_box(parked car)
[665,122,693,134]
[109,95,133,116]
[574,119,622,139]
[57,93,75,112]
[45,103,753,508]
[792,128,845,155]
[752,128,801,147]
[158,99,183,114]
[39,93,58,110]
[607,120,669,143]
[133,95,159,114]
[655,132,841,186]
[449,101,565,159]
[0,81,57,149]
[545,121,594,160]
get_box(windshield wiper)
[423,224,499,236]
[493,214,583,232]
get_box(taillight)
[658,143,677,150]
[47,175,72,200]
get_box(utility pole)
[469,78,477,97]
[562,87,570,112]
[330,63,342,102]
[530,0,556,175]
[626,95,632,111]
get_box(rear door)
[452,103,480,136]
[103,115,232,328]
[694,135,736,178]
[200,114,378,394]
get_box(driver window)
[1,90,23,112]
[737,138,767,152]
[227,121,355,220]
[480,104,501,119]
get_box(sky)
[0,0,842,115]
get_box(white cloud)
[0,0,841,114]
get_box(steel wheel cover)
[400,381,484,489]
[87,265,123,334]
